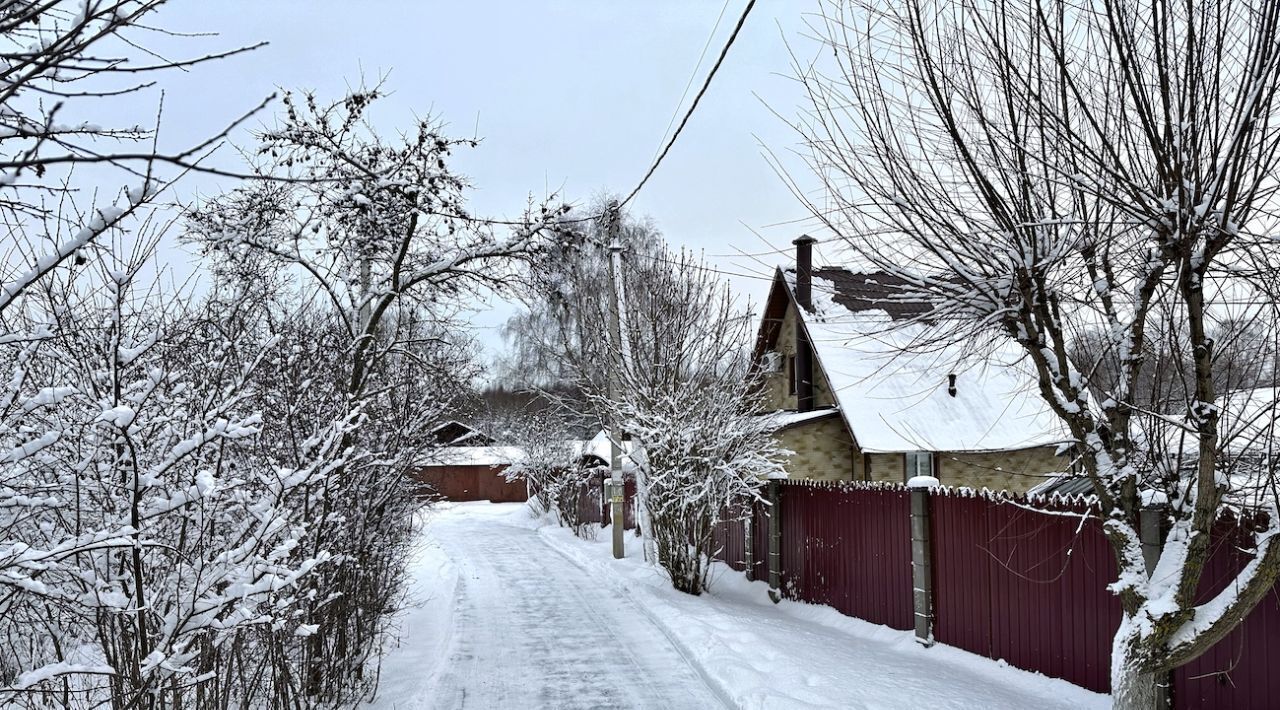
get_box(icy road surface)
[367,502,1108,710]
[368,503,727,710]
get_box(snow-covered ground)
[366,502,1109,710]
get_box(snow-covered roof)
[783,269,1070,454]
[766,408,841,431]
[1163,387,1278,508]
[1208,387,1278,456]
[430,420,463,433]
[1028,474,1096,498]
[571,430,643,473]
[419,446,527,467]
[430,420,494,446]
[1160,388,1280,457]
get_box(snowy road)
[369,504,727,710]
[368,503,1108,710]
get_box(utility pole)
[606,203,626,560]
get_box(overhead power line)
[619,0,757,210]
[652,0,733,165]
[434,1,757,231]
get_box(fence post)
[1141,502,1172,710]
[908,476,939,647]
[744,505,755,582]
[768,479,782,603]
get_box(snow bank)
[362,511,460,709]
[532,512,1108,710]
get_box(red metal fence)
[712,504,751,574]
[413,464,528,503]
[751,499,769,580]
[576,475,637,529]
[1173,511,1279,709]
[714,480,1280,708]
[779,482,913,630]
[576,480,606,525]
[931,492,1121,694]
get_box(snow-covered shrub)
[495,407,604,536]
[593,248,787,595]
[183,86,568,703]
[0,251,327,708]
[551,465,607,540]
[615,383,784,595]
[510,450,602,538]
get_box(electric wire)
[618,0,757,210]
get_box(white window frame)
[904,451,934,481]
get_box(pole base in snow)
[610,483,625,559]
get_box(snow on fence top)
[777,477,1097,509]
[780,478,911,493]
[780,477,1272,524]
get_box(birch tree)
[498,197,665,391]
[791,0,1280,705]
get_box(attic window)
[905,452,934,481]
[787,355,797,395]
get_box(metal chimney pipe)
[794,235,817,412]
[794,235,817,312]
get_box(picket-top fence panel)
[931,492,1121,694]
[714,481,1280,708]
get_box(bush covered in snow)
[615,384,784,595]
[0,10,567,703]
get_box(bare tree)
[789,0,1280,705]
[579,247,786,595]
[0,1,263,245]
[185,86,569,702]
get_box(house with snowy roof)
[431,420,495,447]
[571,429,643,474]
[753,236,1071,493]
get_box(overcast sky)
[123,1,838,361]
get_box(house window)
[905,452,934,481]
[787,355,797,395]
